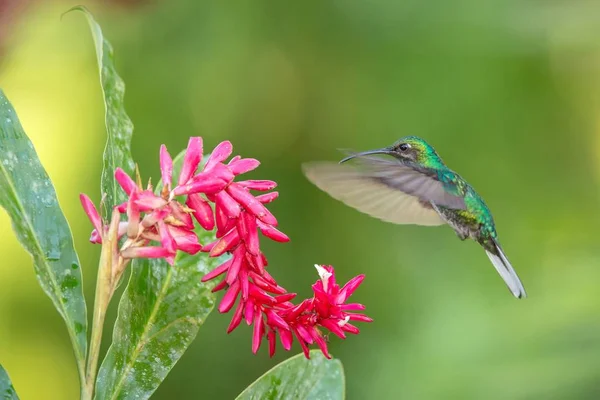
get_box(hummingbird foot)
[455,231,468,241]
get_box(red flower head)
[80,137,370,358]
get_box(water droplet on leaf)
[45,249,61,261]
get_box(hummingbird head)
[340,136,443,167]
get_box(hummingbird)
[302,136,526,298]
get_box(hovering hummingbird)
[302,136,526,298]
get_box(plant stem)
[82,241,113,400]
[82,210,121,400]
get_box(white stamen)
[338,316,350,327]
[314,264,332,291]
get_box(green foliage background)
[1,1,600,399]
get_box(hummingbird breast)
[432,204,488,241]
[416,199,467,236]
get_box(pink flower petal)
[238,180,277,191]
[244,299,255,325]
[249,285,276,305]
[256,192,279,204]
[228,155,241,165]
[141,208,170,228]
[268,329,276,358]
[215,191,241,219]
[313,299,330,318]
[160,145,173,189]
[209,229,240,257]
[348,314,373,323]
[257,221,290,242]
[336,274,365,303]
[204,141,233,171]
[227,300,244,333]
[245,252,265,275]
[286,299,313,321]
[229,158,260,175]
[340,322,360,334]
[217,218,237,239]
[115,168,137,195]
[341,303,366,311]
[218,280,240,313]
[275,293,297,304]
[249,272,287,294]
[200,240,216,253]
[168,226,202,254]
[292,329,311,358]
[186,194,215,231]
[80,194,103,234]
[126,190,140,238]
[158,220,177,254]
[116,201,128,213]
[201,258,232,282]
[311,328,331,359]
[212,278,228,293]
[226,248,244,285]
[240,266,250,300]
[241,212,259,256]
[226,183,277,225]
[89,229,102,244]
[319,318,347,339]
[169,202,194,229]
[295,325,314,344]
[173,176,227,196]
[265,310,289,330]
[134,190,168,211]
[117,221,129,239]
[201,163,235,183]
[279,327,293,351]
[261,269,277,285]
[252,311,265,354]
[215,202,228,235]
[121,246,172,260]
[178,137,203,186]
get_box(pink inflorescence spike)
[80,137,371,358]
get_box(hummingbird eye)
[398,143,410,152]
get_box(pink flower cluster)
[80,137,371,358]
[217,264,371,358]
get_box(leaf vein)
[0,159,85,379]
[108,268,174,400]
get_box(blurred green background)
[2,0,600,399]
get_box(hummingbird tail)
[485,240,527,299]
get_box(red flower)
[80,137,371,359]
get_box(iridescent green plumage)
[391,136,498,243]
[303,136,526,298]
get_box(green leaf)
[236,351,346,400]
[0,364,19,400]
[69,6,135,220]
[0,91,87,383]
[95,150,221,400]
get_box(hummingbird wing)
[302,161,445,226]
[344,154,467,210]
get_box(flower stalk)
[82,210,121,400]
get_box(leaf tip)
[60,5,89,21]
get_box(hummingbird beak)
[339,147,394,164]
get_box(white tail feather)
[485,243,527,299]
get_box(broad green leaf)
[236,351,345,400]
[0,364,19,400]
[0,91,87,383]
[95,150,221,400]
[70,6,135,220]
